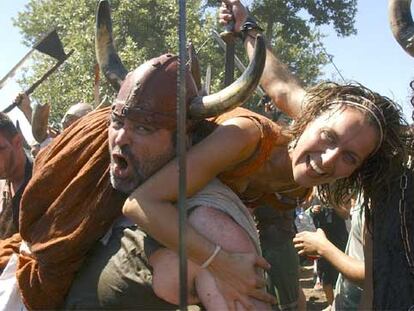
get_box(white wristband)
[201,245,222,269]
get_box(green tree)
[14,0,217,123]
[14,0,357,122]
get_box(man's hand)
[15,93,32,122]
[293,228,328,256]
[219,0,248,32]
[209,250,276,307]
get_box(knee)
[150,249,199,305]
[152,269,180,305]
[150,250,181,304]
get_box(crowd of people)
[0,0,413,310]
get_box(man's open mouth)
[114,154,128,169]
[111,153,130,178]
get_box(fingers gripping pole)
[177,0,188,309]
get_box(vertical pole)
[177,0,188,309]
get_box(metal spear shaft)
[177,0,188,309]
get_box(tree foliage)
[13,0,357,122]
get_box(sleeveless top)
[199,107,310,210]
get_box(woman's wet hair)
[286,81,412,207]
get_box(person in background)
[61,102,93,130]
[294,195,364,310]
[0,112,32,239]
[254,205,306,311]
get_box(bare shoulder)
[212,116,262,160]
[220,116,262,141]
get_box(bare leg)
[151,206,270,310]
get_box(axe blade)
[34,29,67,62]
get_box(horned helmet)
[95,0,266,129]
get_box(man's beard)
[109,145,174,194]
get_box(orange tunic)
[214,107,282,182]
[210,107,311,210]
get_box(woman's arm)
[123,116,276,303]
[219,0,306,119]
[293,228,364,285]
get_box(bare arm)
[15,93,33,123]
[123,117,276,304]
[293,228,364,286]
[359,228,373,309]
[220,0,306,119]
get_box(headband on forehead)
[328,99,385,156]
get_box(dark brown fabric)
[0,106,126,310]
[11,157,33,232]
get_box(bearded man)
[0,112,32,240]
[63,52,273,309]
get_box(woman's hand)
[209,250,276,307]
[219,0,248,32]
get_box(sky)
[0,0,413,144]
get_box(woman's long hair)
[285,82,411,209]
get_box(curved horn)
[31,102,50,143]
[95,0,128,91]
[189,34,266,119]
[389,0,414,57]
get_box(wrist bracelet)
[201,245,222,268]
[240,15,263,42]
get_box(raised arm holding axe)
[219,0,306,119]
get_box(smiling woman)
[289,107,379,187]
[122,80,409,308]
[289,82,408,206]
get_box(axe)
[2,29,74,113]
